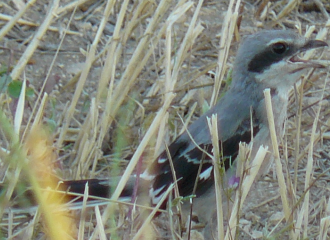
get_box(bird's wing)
[146,90,261,206]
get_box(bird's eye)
[271,42,288,54]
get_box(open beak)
[289,39,328,71]
[299,39,328,52]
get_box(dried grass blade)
[207,114,224,240]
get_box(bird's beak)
[288,39,328,71]
[299,39,328,52]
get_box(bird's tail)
[1,176,148,211]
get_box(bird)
[138,29,327,238]
[4,30,327,238]
[141,29,327,208]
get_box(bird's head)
[232,30,327,92]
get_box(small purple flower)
[228,176,240,190]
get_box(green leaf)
[171,196,183,206]
[26,87,34,97]
[7,80,34,98]
[7,80,22,98]
[171,194,196,206]
[182,194,196,201]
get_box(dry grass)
[0,0,329,239]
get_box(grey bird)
[3,30,327,238]
[139,29,327,237]
[142,29,327,206]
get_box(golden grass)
[207,114,224,240]
[264,89,291,222]
[0,0,329,239]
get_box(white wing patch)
[184,154,200,164]
[140,170,155,181]
[199,166,213,180]
[150,185,166,205]
[157,157,167,164]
